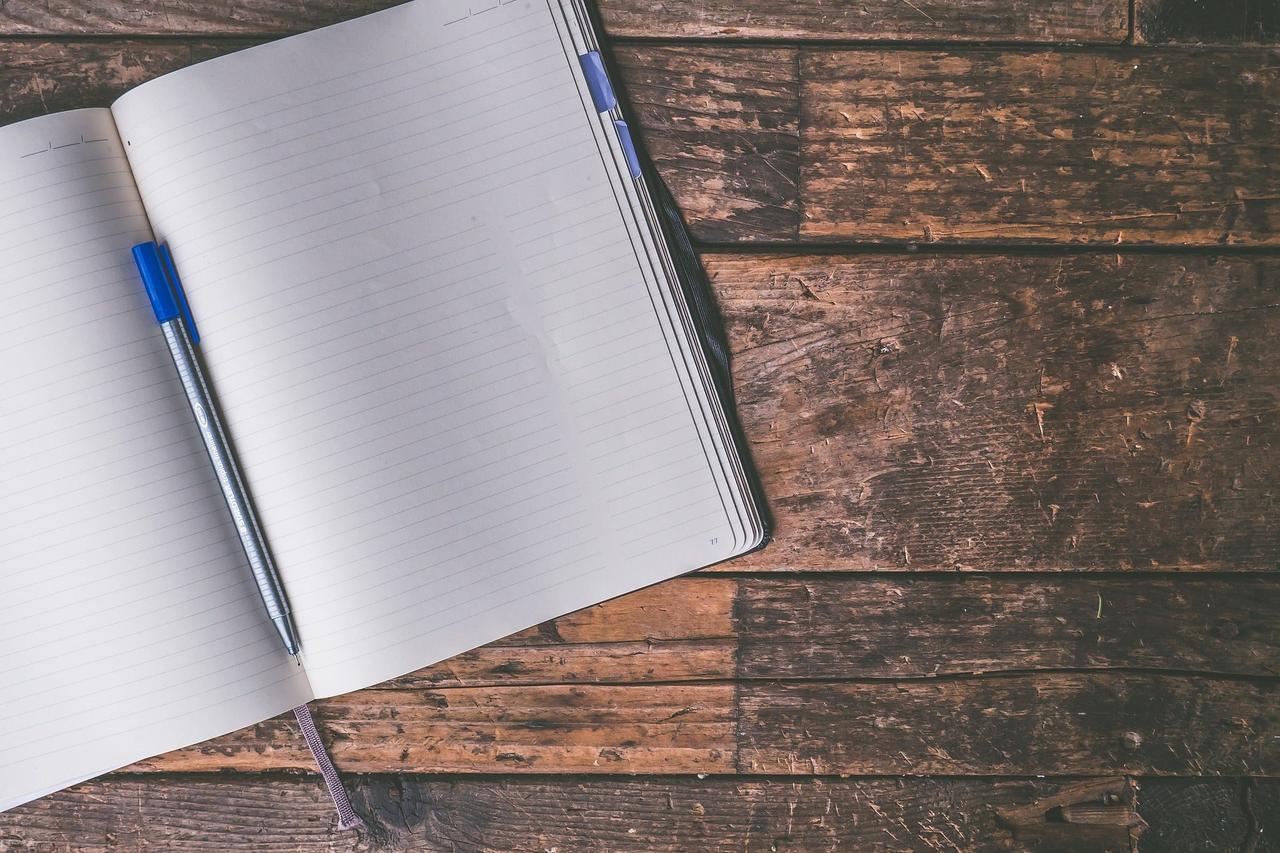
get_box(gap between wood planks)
[694,242,1280,257]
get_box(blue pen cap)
[159,243,199,344]
[133,242,180,324]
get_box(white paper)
[0,109,312,812]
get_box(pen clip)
[132,242,179,324]
[131,241,201,342]
[159,243,200,345]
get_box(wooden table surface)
[3,1,1279,850]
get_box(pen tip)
[293,653,302,667]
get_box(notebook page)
[0,110,311,812]
[111,0,744,697]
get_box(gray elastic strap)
[293,704,363,830]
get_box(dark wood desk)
[2,1,1277,849]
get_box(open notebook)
[0,0,768,811]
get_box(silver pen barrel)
[161,314,300,656]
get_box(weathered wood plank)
[602,0,1130,43]
[737,577,1280,679]
[119,672,1276,775]
[1136,0,1280,44]
[800,49,1280,246]
[611,45,801,243]
[6,776,1276,850]
[137,684,737,773]
[409,575,1280,687]
[740,674,1278,776]
[0,0,1132,43]
[711,253,1280,571]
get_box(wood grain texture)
[611,45,801,243]
[6,776,1278,850]
[800,48,1280,246]
[0,0,1132,42]
[393,575,1280,687]
[113,671,1277,776]
[601,0,1130,43]
[740,674,1278,776]
[710,253,1280,571]
[15,776,1276,852]
[737,577,1280,679]
[1136,0,1280,44]
[138,684,737,774]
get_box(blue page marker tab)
[614,120,642,179]
[579,51,616,113]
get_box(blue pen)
[132,241,301,660]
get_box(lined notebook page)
[0,110,312,811]
[112,0,741,697]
